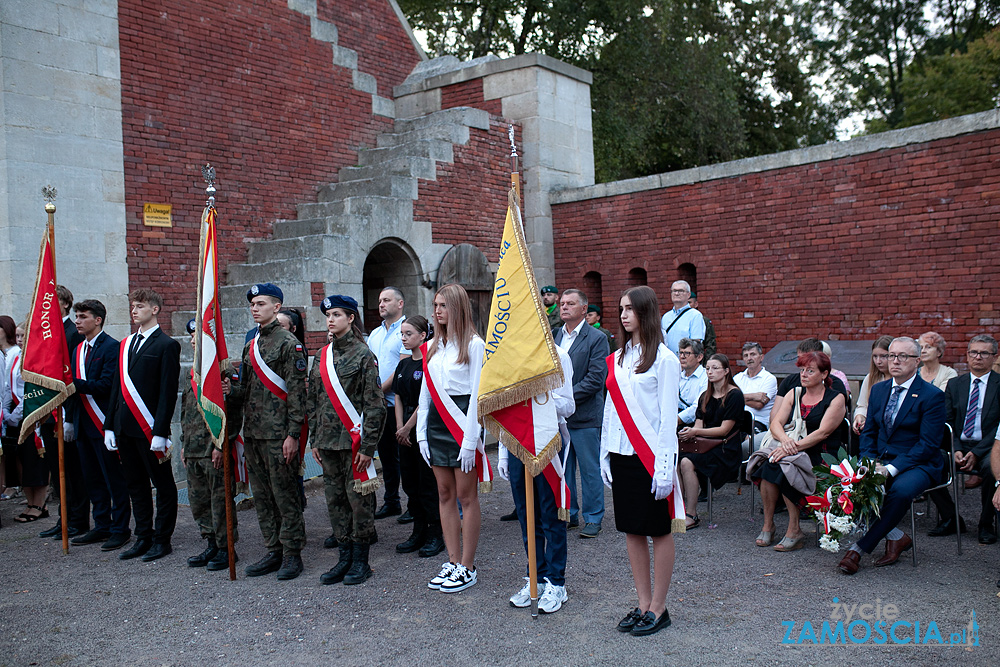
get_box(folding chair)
[909,424,960,564]
[705,412,754,525]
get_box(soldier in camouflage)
[230,283,308,581]
[542,285,562,330]
[310,295,385,586]
[181,320,243,572]
[586,304,617,353]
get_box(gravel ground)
[1,456,998,666]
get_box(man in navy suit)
[553,289,609,538]
[839,336,945,574]
[66,300,132,551]
[104,289,181,563]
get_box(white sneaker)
[428,562,456,590]
[538,579,567,613]
[509,578,531,608]
[439,563,477,593]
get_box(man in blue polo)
[367,287,406,520]
[661,280,704,355]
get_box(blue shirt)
[660,306,706,355]
[678,364,708,425]
[367,316,405,406]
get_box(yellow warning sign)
[143,203,172,227]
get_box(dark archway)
[627,267,647,286]
[362,239,423,332]
[437,243,493,335]
[678,262,697,294]
[582,270,603,314]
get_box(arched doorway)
[437,243,493,335]
[627,267,648,286]
[678,262,697,294]
[362,239,423,332]
[583,270,603,314]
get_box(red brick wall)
[440,79,503,117]
[119,0,420,332]
[552,130,1000,366]
[414,117,520,263]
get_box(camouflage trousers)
[244,437,305,556]
[319,449,375,544]
[185,456,238,547]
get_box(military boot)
[396,523,427,554]
[276,554,304,580]
[187,540,219,567]
[245,551,282,577]
[343,542,373,585]
[320,542,352,585]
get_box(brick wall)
[119,0,421,331]
[552,129,1000,367]
[440,79,503,117]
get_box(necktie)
[129,333,143,359]
[84,342,92,365]
[884,385,904,428]
[963,378,981,439]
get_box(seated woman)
[918,331,957,390]
[752,351,845,551]
[677,354,744,528]
[853,335,893,435]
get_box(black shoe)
[101,532,131,551]
[206,549,237,571]
[276,554,304,580]
[187,543,219,567]
[397,510,414,524]
[245,551,283,577]
[38,522,62,538]
[418,535,445,558]
[324,534,339,549]
[396,527,427,554]
[374,503,401,520]
[343,543,372,585]
[979,526,998,545]
[67,526,85,538]
[71,529,111,545]
[500,510,518,522]
[567,517,579,529]
[119,538,152,560]
[631,609,672,636]
[617,608,643,632]
[928,516,967,537]
[141,543,172,562]
[320,543,353,585]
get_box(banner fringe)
[17,385,73,444]
[478,370,563,416]
[484,413,561,477]
[354,477,382,496]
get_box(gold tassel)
[671,518,687,534]
[479,480,493,494]
[354,477,382,496]
[557,508,570,522]
[483,414,561,477]
[477,370,564,416]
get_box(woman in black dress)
[677,353,744,528]
[752,351,845,551]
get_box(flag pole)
[43,191,70,555]
[508,126,539,619]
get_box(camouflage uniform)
[182,359,243,546]
[546,305,562,331]
[233,319,308,557]
[593,323,617,353]
[307,330,385,544]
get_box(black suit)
[69,331,131,536]
[933,371,1000,528]
[105,327,181,544]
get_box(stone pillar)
[0,0,130,337]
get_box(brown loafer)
[874,534,912,567]
[837,550,861,575]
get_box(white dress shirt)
[132,323,160,353]
[734,366,778,425]
[678,364,707,425]
[600,341,680,479]
[557,320,583,352]
[961,371,991,443]
[884,373,917,477]
[416,335,486,450]
[367,316,405,406]
[3,346,24,429]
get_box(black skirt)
[609,453,672,537]
[13,434,49,488]
[427,394,471,469]
[680,437,741,490]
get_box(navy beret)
[185,318,197,334]
[246,283,283,303]
[321,294,360,315]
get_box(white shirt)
[600,341,680,478]
[734,366,778,425]
[132,324,160,353]
[3,346,24,429]
[498,347,575,464]
[416,336,486,449]
[557,320,584,352]
[660,306,705,354]
[678,364,707,425]
[367,316,405,406]
[961,371,991,442]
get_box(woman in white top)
[852,335,893,434]
[918,331,958,390]
[600,286,680,637]
[416,284,486,593]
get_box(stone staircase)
[171,106,492,361]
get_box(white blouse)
[416,335,486,450]
[3,345,24,429]
[600,340,680,479]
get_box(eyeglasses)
[887,353,918,362]
[670,289,688,294]
[872,354,889,361]
[678,351,695,357]
[968,350,997,359]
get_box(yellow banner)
[477,190,562,416]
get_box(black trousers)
[929,467,997,527]
[398,434,440,532]
[117,435,177,544]
[376,405,401,506]
[42,422,90,531]
[77,432,132,535]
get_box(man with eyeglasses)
[660,281,704,355]
[929,335,1000,543]
[676,338,707,428]
[838,337,945,574]
[733,342,777,450]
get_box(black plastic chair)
[909,424,960,565]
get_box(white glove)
[497,447,509,481]
[151,435,169,453]
[600,454,613,488]
[418,440,431,467]
[104,431,117,451]
[63,422,76,442]
[457,444,476,474]
[651,475,673,501]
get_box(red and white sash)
[420,343,493,491]
[248,334,287,401]
[75,342,105,436]
[318,344,379,494]
[118,334,167,460]
[605,353,686,532]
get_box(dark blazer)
[944,370,1000,468]
[105,327,181,439]
[64,317,84,356]
[860,373,945,480]
[68,331,119,440]
[553,320,609,429]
